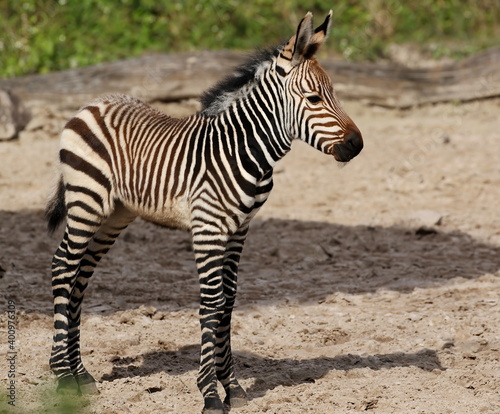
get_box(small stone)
[138,305,157,317]
[126,336,141,346]
[151,311,165,320]
[440,340,455,350]
[25,116,47,132]
[456,339,482,355]
[410,210,443,227]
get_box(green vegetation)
[36,388,90,414]
[1,0,498,78]
[0,382,90,414]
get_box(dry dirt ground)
[0,96,499,414]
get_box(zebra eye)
[306,95,322,104]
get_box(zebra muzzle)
[332,129,363,162]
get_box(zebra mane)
[199,46,281,117]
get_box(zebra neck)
[221,93,291,179]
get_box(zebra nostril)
[345,130,363,152]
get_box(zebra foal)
[46,11,363,413]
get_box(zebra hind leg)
[66,203,136,395]
[50,210,102,395]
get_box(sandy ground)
[0,95,499,414]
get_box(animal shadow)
[101,345,444,401]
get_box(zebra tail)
[45,178,67,235]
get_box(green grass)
[0,0,499,78]
[0,382,90,414]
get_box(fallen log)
[1,47,499,110]
[325,46,500,108]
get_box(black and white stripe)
[46,11,362,413]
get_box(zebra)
[45,11,363,414]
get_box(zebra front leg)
[217,225,250,408]
[192,228,229,414]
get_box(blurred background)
[1,0,499,78]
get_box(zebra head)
[275,11,363,162]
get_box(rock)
[151,311,166,320]
[25,116,47,132]
[0,89,30,140]
[138,304,157,317]
[410,210,443,227]
[437,338,455,350]
[456,339,483,355]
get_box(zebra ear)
[279,12,314,69]
[291,12,314,65]
[303,10,333,59]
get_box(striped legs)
[216,225,249,407]
[192,220,250,413]
[194,176,272,412]
[50,202,135,394]
[192,224,227,413]
[50,220,93,393]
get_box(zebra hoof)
[56,376,80,395]
[227,396,247,408]
[202,409,224,414]
[79,380,99,395]
[76,372,99,395]
[202,396,224,414]
[224,386,248,408]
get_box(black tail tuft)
[45,178,67,235]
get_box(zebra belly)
[126,198,192,230]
